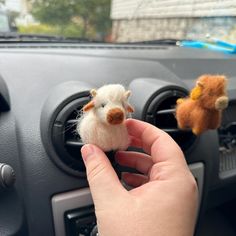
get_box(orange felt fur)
[176,75,229,135]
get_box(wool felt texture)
[175,75,228,135]
[77,84,134,152]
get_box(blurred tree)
[30,0,111,39]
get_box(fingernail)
[81,144,94,163]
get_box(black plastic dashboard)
[0,44,236,236]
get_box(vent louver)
[40,81,93,177]
[145,89,196,151]
[51,97,89,176]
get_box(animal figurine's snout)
[107,108,124,125]
[215,96,228,110]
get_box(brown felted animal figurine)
[176,75,229,135]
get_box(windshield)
[0,12,10,32]
[0,0,235,43]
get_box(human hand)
[81,119,198,236]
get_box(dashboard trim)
[52,188,93,236]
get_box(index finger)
[126,119,186,164]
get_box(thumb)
[81,144,125,205]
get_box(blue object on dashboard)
[212,38,236,49]
[180,40,236,54]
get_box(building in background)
[111,0,236,42]
[2,0,35,26]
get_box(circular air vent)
[40,81,92,177]
[145,89,196,151]
[52,97,89,176]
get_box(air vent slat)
[156,109,175,115]
[48,95,90,176]
[66,119,78,125]
[145,89,196,151]
[163,128,192,133]
[66,140,83,147]
[163,128,179,133]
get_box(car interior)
[1,1,236,236]
[0,43,236,236]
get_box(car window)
[0,0,235,43]
[0,12,10,32]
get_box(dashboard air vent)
[145,89,196,151]
[40,81,93,177]
[52,97,89,176]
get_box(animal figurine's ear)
[124,90,131,99]
[90,89,97,97]
[83,101,95,112]
[196,81,204,88]
[176,98,184,105]
[190,81,204,100]
[126,103,134,113]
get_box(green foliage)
[31,0,74,25]
[29,0,112,40]
[59,23,83,38]
[18,23,89,38]
[18,23,59,35]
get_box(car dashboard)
[0,43,236,236]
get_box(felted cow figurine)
[176,75,228,135]
[77,84,134,151]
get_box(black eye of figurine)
[101,103,106,108]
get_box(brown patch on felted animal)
[83,101,95,112]
[107,108,124,125]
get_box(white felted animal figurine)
[77,84,134,152]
